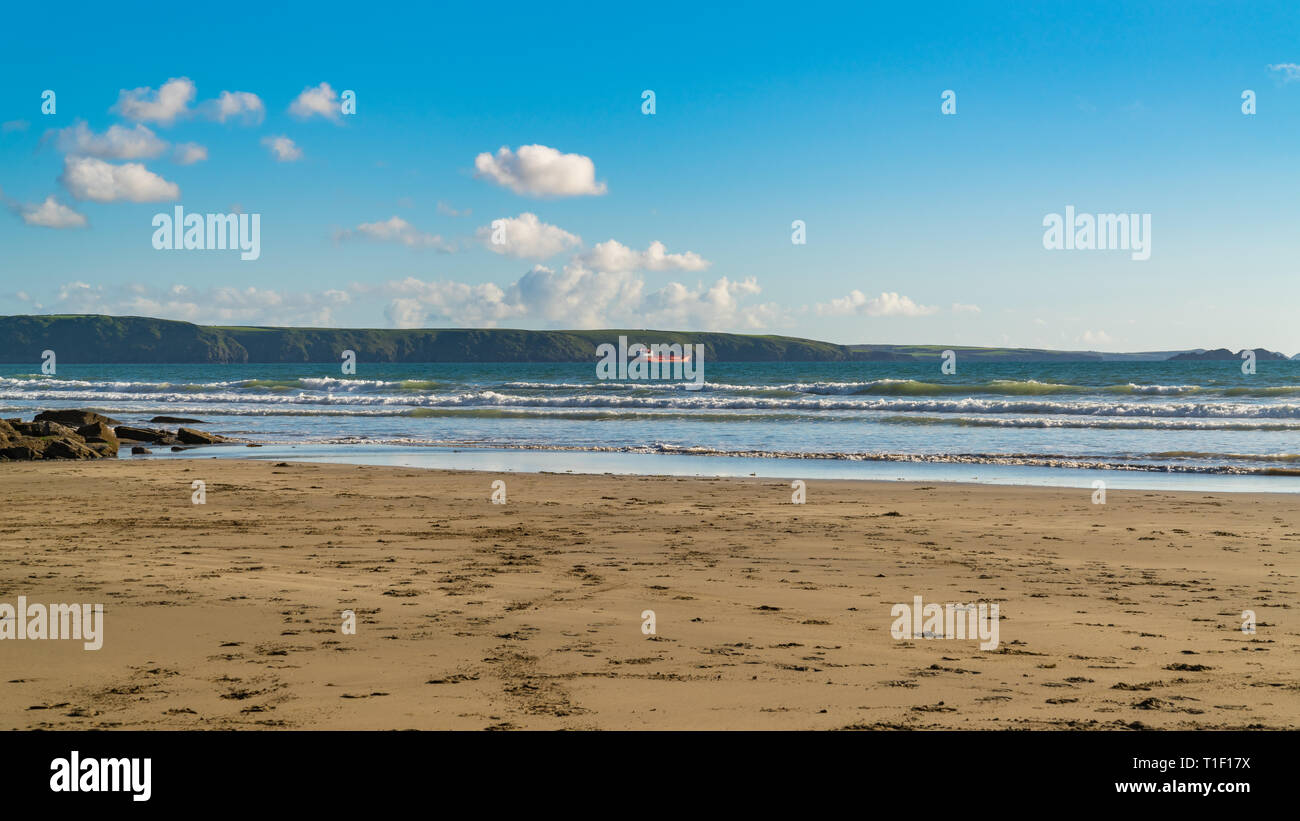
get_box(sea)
[3,360,1300,492]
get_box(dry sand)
[0,458,1296,730]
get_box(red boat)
[638,351,692,363]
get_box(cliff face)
[0,315,853,363]
[4,315,1292,364]
[0,315,248,363]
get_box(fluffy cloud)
[816,290,938,317]
[1267,63,1300,82]
[60,155,180,202]
[382,280,521,328]
[951,302,981,314]
[437,200,470,217]
[510,265,645,327]
[261,135,303,162]
[173,142,208,165]
[576,239,710,273]
[205,90,265,124]
[474,144,606,197]
[340,216,453,251]
[476,212,581,259]
[44,268,785,331]
[113,77,196,125]
[53,121,168,159]
[289,82,341,122]
[53,282,350,326]
[374,267,637,329]
[638,276,774,329]
[19,196,87,229]
[370,268,779,330]
[112,79,267,127]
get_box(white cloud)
[1267,63,1300,82]
[384,298,428,329]
[640,276,776,329]
[511,265,644,327]
[816,290,938,317]
[2,120,29,133]
[173,142,208,165]
[370,269,779,330]
[476,212,581,259]
[951,302,981,314]
[437,200,470,217]
[53,121,168,159]
[44,267,786,332]
[113,77,196,125]
[205,90,265,124]
[577,239,710,273]
[53,282,350,326]
[474,144,606,197]
[1080,329,1112,346]
[57,281,100,305]
[371,225,767,329]
[382,280,521,327]
[261,135,303,162]
[60,155,180,202]
[289,82,341,122]
[341,216,453,251]
[19,195,87,229]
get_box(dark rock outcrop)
[1,409,235,461]
[34,410,120,427]
[76,422,120,458]
[43,438,100,459]
[177,427,229,445]
[149,416,205,424]
[13,420,78,438]
[77,421,118,443]
[113,425,179,445]
[0,439,50,460]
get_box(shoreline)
[2,459,1295,730]
[115,442,1300,494]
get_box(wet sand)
[0,459,1295,729]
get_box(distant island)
[0,315,1294,364]
[1166,347,1290,361]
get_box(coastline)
[117,441,1300,493]
[8,358,1300,489]
[2,459,1295,730]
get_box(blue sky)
[2,1,1299,352]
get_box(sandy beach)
[0,458,1295,730]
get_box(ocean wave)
[8,387,1300,418]
[874,414,1300,431]
[1149,450,1300,463]
[6,374,1298,399]
[490,378,1207,396]
[249,439,1300,475]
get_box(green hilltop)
[0,314,1285,364]
[0,315,848,363]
